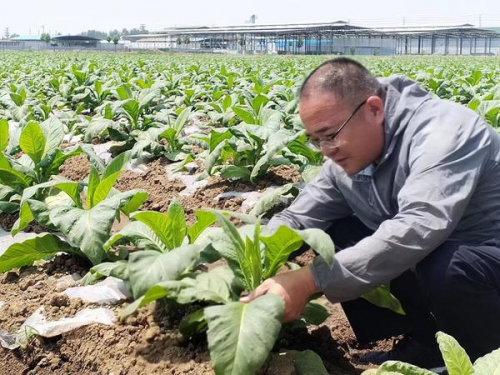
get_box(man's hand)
[240,266,321,322]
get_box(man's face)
[299,92,385,175]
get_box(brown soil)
[58,155,91,182]
[0,253,375,375]
[180,165,302,225]
[115,158,186,213]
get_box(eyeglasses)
[308,98,368,150]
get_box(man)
[240,58,500,368]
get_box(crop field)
[0,52,499,375]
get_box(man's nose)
[321,145,340,158]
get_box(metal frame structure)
[126,21,500,55]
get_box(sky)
[1,0,500,36]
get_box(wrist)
[301,265,321,295]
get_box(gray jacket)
[268,76,500,303]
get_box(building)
[123,21,500,55]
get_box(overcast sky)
[1,0,500,36]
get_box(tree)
[176,37,182,49]
[112,35,120,51]
[183,36,190,48]
[106,35,112,43]
[40,33,51,44]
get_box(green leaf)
[82,261,129,285]
[0,201,19,214]
[180,308,207,338]
[123,99,140,126]
[92,171,121,207]
[84,118,116,142]
[232,106,255,124]
[436,331,474,375]
[119,190,147,215]
[188,211,217,244]
[131,211,175,251]
[128,244,199,298]
[167,200,187,248]
[296,228,336,268]
[19,122,46,165]
[473,347,500,375]
[362,284,405,315]
[222,95,232,111]
[377,360,438,374]
[252,94,269,114]
[204,139,228,175]
[104,221,168,252]
[0,234,74,272]
[204,294,284,375]
[103,150,132,179]
[286,350,329,375]
[11,199,52,236]
[301,300,330,325]
[251,130,302,182]
[209,130,233,153]
[261,225,304,279]
[250,184,298,217]
[174,107,192,136]
[49,197,121,265]
[86,167,100,209]
[116,84,133,100]
[39,117,65,159]
[0,119,9,152]
[0,168,31,188]
[220,165,251,181]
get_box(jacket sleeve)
[267,160,353,232]
[312,105,492,303]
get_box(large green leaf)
[82,261,129,285]
[261,225,304,279]
[0,168,31,188]
[19,121,46,165]
[0,201,19,213]
[49,197,121,265]
[123,99,140,126]
[131,211,175,251]
[167,200,187,248]
[286,350,329,375]
[232,106,255,124]
[0,234,75,272]
[174,107,192,136]
[128,265,239,317]
[301,300,330,325]
[0,119,9,152]
[375,361,437,374]
[250,184,298,217]
[205,294,284,375]
[104,221,168,252]
[179,308,207,338]
[187,211,217,244]
[436,332,474,375]
[39,117,65,159]
[84,118,117,142]
[128,244,199,298]
[251,129,303,182]
[296,228,336,268]
[473,347,500,375]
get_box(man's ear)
[366,95,385,125]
